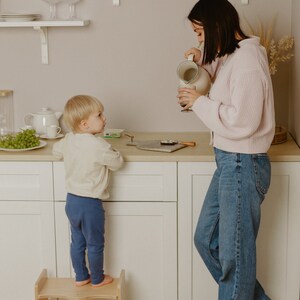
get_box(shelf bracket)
[33,26,49,64]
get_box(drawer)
[53,162,177,202]
[0,162,53,201]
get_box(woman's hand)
[177,87,202,110]
[184,47,202,62]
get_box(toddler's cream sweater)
[53,133,123,200]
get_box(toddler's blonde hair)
[63,95,104,132]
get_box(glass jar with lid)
[0,90,14,135]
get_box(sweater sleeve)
[102,145,124,171]
[192,69,265,140]
[94,138,124,171]
[52,139,64,159]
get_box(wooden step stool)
[35,269,125,300]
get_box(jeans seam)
[233,154,241,300]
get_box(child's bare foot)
[75,277,91,287]
[92,275,113,287]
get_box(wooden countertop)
[0,132,299,162]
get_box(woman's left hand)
[177,87,202,110]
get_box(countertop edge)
[0,132,299,162]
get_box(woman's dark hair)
[188,0,248,64]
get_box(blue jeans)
[194,148,271,300]
[65,193,105,285]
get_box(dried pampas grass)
[243,17,294,75]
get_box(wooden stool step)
[35,269,125,300]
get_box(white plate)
[0,13,41,22]
[0,13,40,16]
[0,140,47,152]
[40,133,64,140]
[1,17,40,22]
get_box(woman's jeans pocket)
[251,154,271,201]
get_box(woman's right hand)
[184,47,202,62]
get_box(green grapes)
[0,129,40,149]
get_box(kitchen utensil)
[61,0,81,19]
[0,13,41,21]
[0,140,47,152]
[41,0,62,20]
[103,129,124,138]
[40,133,64,139]
[125,133,134,142]
[125,134,196,150]
[127,140,187,153]
[179,85,195,112]
[160,140,196,147]
[0,90,14,136]
[46,125,61,138]
[126,138,195,152]
[177,54,211,94]
[24,107,62,135]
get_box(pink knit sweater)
[193,36,275,154]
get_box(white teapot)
[24,107,62,134]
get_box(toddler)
[53,95,124,287]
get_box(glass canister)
[0,90,14,135]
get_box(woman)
[177,0,275,299]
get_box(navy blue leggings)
[65,193,105,285]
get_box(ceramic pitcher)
[177,54,211,95]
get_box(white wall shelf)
[0,20,90,64]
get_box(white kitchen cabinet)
[0,162,56,300]
[178,162,300,300]
[53,161,177,202]
[53,161,178,300]
[0,161,53,201]
[1,155,298,300]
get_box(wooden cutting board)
[127,140,187,153]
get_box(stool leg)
[34,269,48,300]
[117,270,125,300]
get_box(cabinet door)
[178,162,217,300]
[178,162,300,300]
[53,161,177,202]
[257,163,300,300]
[55,201,177,300]
[0,162,53,201]
[0,201,56,300]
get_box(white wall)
[290,0,300,145]
[0,0,293,132]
